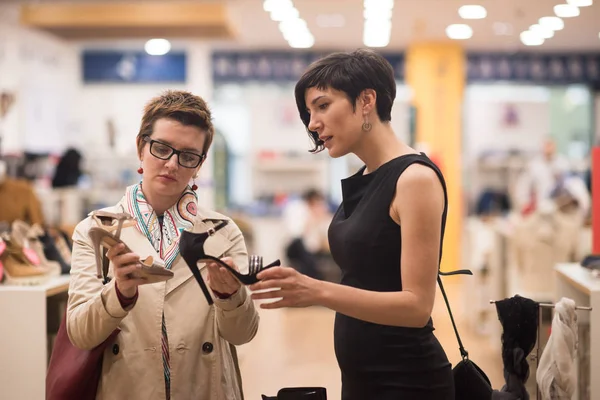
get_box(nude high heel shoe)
[89,211,173,283]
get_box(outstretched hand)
[249,266,322,309]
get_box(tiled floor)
[237,277,507,399]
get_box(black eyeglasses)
[143,136,206,169]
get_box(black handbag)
[438,271,494,400]
[261,387,327,400]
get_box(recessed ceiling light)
[364,8,393,20]
[458,5,487,19]
[567,0,592,6]
[539,16,564,31]
[270,7,299,22]
[554,4,580,18]
[520,31,544,46]
[364,0,394,10]
[446,24,473,40]
[530,24,554,39]
[288,34,315,49]
[263,0,293,13]
[144,39,171,56]
[492,22,513,36]
[316,14,345,28]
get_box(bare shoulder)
[392,163,445,219]
[396,162,443,193]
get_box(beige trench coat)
[66,199,259,400]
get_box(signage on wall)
[212,50,600,88]
[82,51,186,83]
[468,53,600,85]
[212,51,405,82]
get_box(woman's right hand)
[105,243,148,298]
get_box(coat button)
[202,342,213,354]
[112,344,120,355]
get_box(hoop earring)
[362,117,372,132]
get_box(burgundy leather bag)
[46,250,119,400]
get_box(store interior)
[0,0,600,399]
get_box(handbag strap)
[417,156,473,360]
[437,269,473,359]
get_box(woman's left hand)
[206,257,241,297]
[249,266,322,309]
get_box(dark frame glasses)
[143,136,206,169]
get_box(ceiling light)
[363,31,391,47]
[520,31,544,46]
[567,0,592,6]
[364,0,394,10]
[316,14,345,28]
[458,5,487,19]
[530,24,554,39]
[263,0,293,13]
[288,33,315,49]
[446,24,473,40]
[364,8,393,20]
[539,16,564,31]
[363,0,393,48]
[554,4,580,17]
[144,39,171,56]
[279,18,308,35]
[492,22,513,36]
[270,7,299,22]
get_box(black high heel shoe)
[179,220,281,305]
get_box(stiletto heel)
[89,211,174,283]
[179,220,281,305]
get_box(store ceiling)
[11,0,600,51]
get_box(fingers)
[260,299,289,310]
[256,266,295,281]
[219,257,238,271]
[106,243,128,259]
[250,289,284,301]
[114,263,142,280]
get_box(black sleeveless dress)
[328,154,455,400]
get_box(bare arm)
[251,164,445,328]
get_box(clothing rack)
[489,299,593,400]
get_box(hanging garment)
[536,298,578,400]
[492,295,539,400]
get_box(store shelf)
[0,274,70,400]
[0,274,70,297]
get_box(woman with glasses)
[65,90,258,399]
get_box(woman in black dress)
[250,49,455,399]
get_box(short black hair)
[294,49,397,153]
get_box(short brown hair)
[137,90,214,157]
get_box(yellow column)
[405,43,465,273]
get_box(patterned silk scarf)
[123,182,198,399]
[124,183,197,269]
